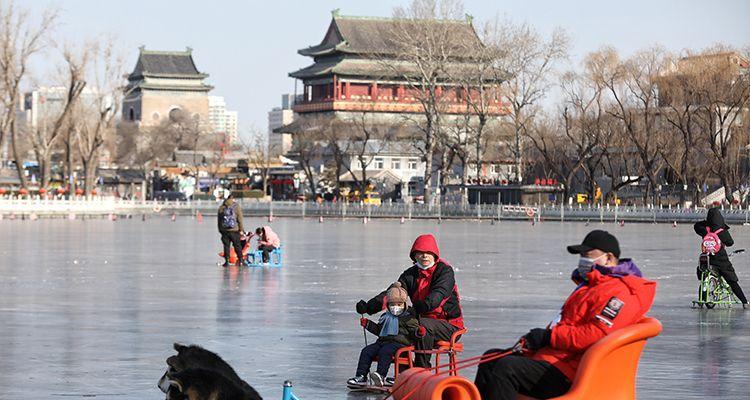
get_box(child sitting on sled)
[347,282,424,388]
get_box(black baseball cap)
[567,230,620,258]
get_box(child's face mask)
[388,304,405,316]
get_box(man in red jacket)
[356,234,464,368]
[474,230,656,400]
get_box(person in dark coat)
[356,234,464,368]
[694,207,748,307]
[217,192,245,267]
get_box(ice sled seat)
[391,367,481,400]
[519,316,663,400]
[247,245,283,267]
[391,317,661,400]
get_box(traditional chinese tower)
[122,47,213,126]
[289,10,506,119]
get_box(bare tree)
[688,47,750,202]
[380,0,467,205]
[29,44,88,189]
[74,39,124,196]
[0,1,57,187]
[592,46,667,205]
[490,18,568,183]
[289,114,327,197]
[243,128,272,195]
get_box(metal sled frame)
[692,253,739,309]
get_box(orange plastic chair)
[434,328,467,376]
[393,345,415,379]
[519,316,663,400]
[391,367,481,400]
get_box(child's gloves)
[522,328,551,351]
[356,300,368,314]
[360,318,369,328]
[416,325,427,338]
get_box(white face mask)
[576,254,607,279]
[388,305,404,316]
[416,261,435,270]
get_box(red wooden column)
[345,81,351,99]
[333,75,339,100]
[371,82,378,100]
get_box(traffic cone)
[197,212,203,223]
[363,217,368,224]
[171,213,177,222]
[30,213,38,221]
[619,220,625,227]
[400,216,405,224]
[319,215,323,223]
[268,214,274,222]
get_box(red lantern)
[541,178,547,185]
[18,188,28,195]
[0,188,6,195]
[39,188,47,195]
[534,178,540,185]
[91,189,97,195]
[56,187,66,194]
[75,188,84,196]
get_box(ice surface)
[1,217,749,399]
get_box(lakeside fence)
[2,197,750,224]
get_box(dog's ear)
[173,343,188,352]
[166,355,182,370]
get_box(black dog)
[158,343,262,400]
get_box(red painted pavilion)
[289,10,507,118]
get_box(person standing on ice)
[694,207,748,308]
[217,192,245,267]
[356,234,464,368]
[474,230,656,400]
[348,282,421,388]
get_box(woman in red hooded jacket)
[474,230,656,400]
[356,234,464,368]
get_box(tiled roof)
[129,48,207,79]
[298,14,482,57]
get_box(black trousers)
[220,230,243,264]
[474,351,571,400]
[414,318,459,368]
[258,244,276,263]
[356,341,405,377]
[697,264,748,303]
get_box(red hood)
[410,234,440,261]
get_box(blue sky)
[26,0,750,139]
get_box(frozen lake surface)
[1,217,749,399]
